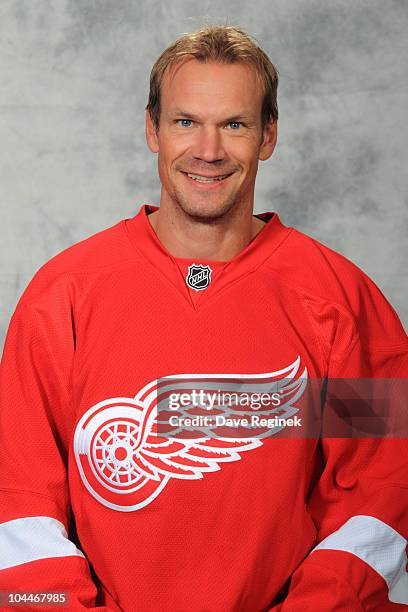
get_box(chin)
[183,204,235,222]
[174,194,238,221]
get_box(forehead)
[160,59,263,120]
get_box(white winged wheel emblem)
[74,357,307,512]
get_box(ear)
[259,120,278,161]
[146,110,159,153]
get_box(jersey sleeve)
[0,294,112,610]
[273,275,408,610]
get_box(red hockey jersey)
[0,204,407,611]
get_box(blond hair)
[146,25,279,132]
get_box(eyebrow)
[168,108,254,122]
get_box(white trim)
[313,515,408,604]
[0,516,85,570]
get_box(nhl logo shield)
[186,264,213,291]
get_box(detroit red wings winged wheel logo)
[74,357,307,512]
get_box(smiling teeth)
[187,173,229,182]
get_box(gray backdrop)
[1,0,407,352]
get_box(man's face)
[146,59,277,220]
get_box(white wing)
[131,356,307,480]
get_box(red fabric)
[0,204,407,610]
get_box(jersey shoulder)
[268,226,387,309]
[265,225,407,347]
[15,219,136,309]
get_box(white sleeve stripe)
[312,514,408,605]
[0,515,85,570]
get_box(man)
[0,25,407,611]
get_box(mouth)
[181,171,234,188]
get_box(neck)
[147,202,265,261]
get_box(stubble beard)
[171,178,244,223]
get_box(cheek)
[157,151,179,185]
[159,143,186,170]
[158,131,189,153]
[229,139,259,163]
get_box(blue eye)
[177,119,193,127]
[228,122,241,129]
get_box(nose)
[191,126,226,163]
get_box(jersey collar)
[123,204,292,310]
